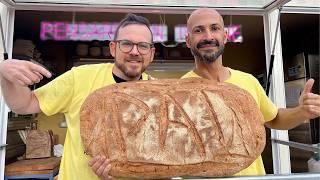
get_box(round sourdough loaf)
[80,78,266,178]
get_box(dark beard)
[115,61,145,79]
[191,40,225,63]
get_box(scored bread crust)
[80,78,266,178]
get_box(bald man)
[182,8,320,176]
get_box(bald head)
[187,8,224,32]
[185,8,227,64]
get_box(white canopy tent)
[7,0,320,14]
[0,0,319,179]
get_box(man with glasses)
[0,13,155,179]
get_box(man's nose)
[203,29,213,39]
[129,45,140,56]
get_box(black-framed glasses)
[115,40,154,55]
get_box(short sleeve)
[34,70,74,116]
[254,78,278,122]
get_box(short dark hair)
[114,13,153,42]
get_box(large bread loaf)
[80,78,266,178]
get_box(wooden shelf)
[72,57,113,66]
[72,57,193,65]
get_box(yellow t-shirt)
[34,63,149,180]
[181,68,278,176]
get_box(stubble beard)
[191,43,225,64]
[115,60,146,79]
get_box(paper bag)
[25,129,53,159]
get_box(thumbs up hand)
[298,79,320,119]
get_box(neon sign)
[226,25,243,43]
[41,22,118,41]
[150,24,167,42]
[174,25,243,43]
[174,25,188,43]
[40,21,168,42]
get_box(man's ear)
[109,41,116,57]
[223,30,228,44]
[186,33,191,48]
[149,47,155,63]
